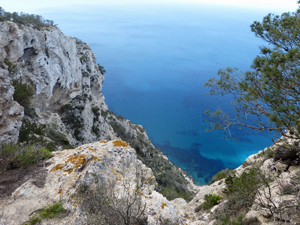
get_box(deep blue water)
[42,4,277,185]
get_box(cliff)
[1,18,300,225]
[0,19,195,199]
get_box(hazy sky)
[1,0,299,14]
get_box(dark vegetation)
[60,95,86,141]
[0,144,52,171]
[195,194,221,212]
[210,168,235,184]
[214,168,268,224]
[0,7,56,28]
[205,1,300,145]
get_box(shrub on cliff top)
[0,7,56,28]
[0,144,52,170]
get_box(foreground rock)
[0,140,187,225]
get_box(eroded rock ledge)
[0,140,187,225]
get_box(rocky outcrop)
[0,21,111,146]
[0,71,23,144]
[0,140,184,225]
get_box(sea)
[41,3,281,185]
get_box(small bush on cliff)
[24,201,66,225]
[78,175,147,224]
[60,102,85,141]
[202,194,222,210]
[195,194,222,212]
[216,168,270,221]
[19,119,46,145]
[210,168,235,184]
[0,144,52,170]
[11,79,35,114]
[4,58,17,75]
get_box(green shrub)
[60,103,84,140]
[160,186,194,202]
[98,64,106,74]
[219,214,244,225]
[101,109,109,118]
[201,194,222,210]
[18,119,46,145]
[256,148,275,159]
[210,169,235,183]
[92,106,100,117]
[80,55,89,63]
[4,58,17,75]
[278,181,295,195]
[109,121,128,141]
[218,168,270,219]
[14,146,52,167]
[25,201,66,225]
[0,144,52,170]
[217,214,261,225]
[11,79,35,113]
[91,125,100,136]
[0,7,56,28]
[46,128,71,148]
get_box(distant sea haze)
[44,4,275,185]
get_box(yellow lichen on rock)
[66,154,87,169]
[50,164,64,171]
[113,140,129,147]
[88,147,95,152]
[161,203,167,209]
[99,140,107,143]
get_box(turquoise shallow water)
[43,4,275,185]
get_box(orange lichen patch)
[76,147,82,151]
[161,203,167,209]
[113,140,129,147]
[99,140,107,143]
[88,147,95,152]
[66,154,87,168]
[93,156,100,161]
[68,168,74,174]
[140,192,144,195]
[58,189,62,197]
[50,164,64,172]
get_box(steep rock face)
[0,70,23,144]
[0,20,195,203]
[0,21,111,146]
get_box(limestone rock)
[0,71,23,144]
[0,140,184,225]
